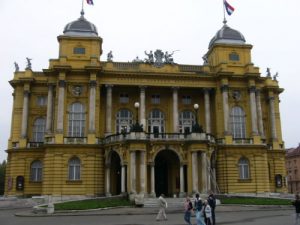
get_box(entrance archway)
[155,150,180,197]
[110,151,121,195]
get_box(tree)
[0,160,6,195]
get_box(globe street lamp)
[130,102,143,132]
[192,103,203,133]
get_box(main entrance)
[110,151,121,195]
[154,150,180,197]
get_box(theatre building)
[5,12,287,199]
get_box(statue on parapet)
[273,72,279,81]
[266,68,271,77]
[107,51,113,62]
[25,57,32,70]
[164,51,174,64]
[144,50,154,63]
[154,49,164,67]
[132,56,143,63]
[14,62,19,72]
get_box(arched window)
[68,157,81,180]
[30,160,43,182]
[179,111,195,134]
[32,118,46,142]
[230,106,246,138]
[116,109,133,133]
[238,157,250,179]
[68,102,85,137]
[148,109,165,134]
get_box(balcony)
[27,142,43,148]
[64,137,87,144]
[103,132,215,144]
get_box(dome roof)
[63,11,98,37]
[209,21,246,49]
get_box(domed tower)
[205,21,253,73]
[56,11,103,66]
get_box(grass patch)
[219,196,292,205]
[54,197,133,210]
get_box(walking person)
[184,197,193,225]
[208,191,217,225]
[204,200,213,225]
[156,194,168,221]
[194,193,205,225]
[292,194,300,225]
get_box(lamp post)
[130,102,143,132]
[192,103,203,133]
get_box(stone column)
[140,86,146,129]
[89,81,97,133]
[56,80,65,133]
[21,90,30,138]
[130,151,136,194]
[105,164,111,196]
[221,85,230,135]
[179,164,185,197]
[269,96,277,140]
[172,87,179,132]
[249,86,258,135]
[256,90,265,138]
[46,84,54,133]
[202,152,208,193]
[105,85,113,135]
[192,152,198,193]
[121,165,126,194]
[204,89,211,133]
[150,164,155,197]
[140,151,146,194]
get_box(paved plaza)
[0,204,296,225]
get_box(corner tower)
[54,10,103,68]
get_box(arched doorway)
[110,151,121,195]
[155,150,180,197]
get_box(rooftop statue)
[107,51,113,62]
[154,49,164,67]
[164,51,174,64]
[25,57,32,70]
[273,72,279,81]
[144,50,154,64]
[14,62,19,72]
[266,68,271,77]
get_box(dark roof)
[63,11,98,37]
[286,145,300,157]
[209,22,246,49]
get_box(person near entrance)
[208,191,216,225]
[184,197,193,225]
[156,194,168,221]
[292,194,300,225]
[194,193,205,225]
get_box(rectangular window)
[36,96,47,106]
[182,95,191,104]
[151,95,160,104]
[229,53,240,61]
[120,93,129,103]
[73,47,85,54]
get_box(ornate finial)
[80,9,85,17]
[223,18,227,25]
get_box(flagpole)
[81,0,84,15]
[222,0,227,24]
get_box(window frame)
[68,157,81,181]
[32,117,46,142]
[30,160,43,182]
[68,102,86,137]
[238,157,250,180]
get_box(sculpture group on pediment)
[143,49,178,67]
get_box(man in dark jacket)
[208,191,216,225]
[292,194,300,225]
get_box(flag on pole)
[86,0,94,5]
[224,0,235,16]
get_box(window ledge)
[238,179,252,183]
[66,180,82,184]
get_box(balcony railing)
[27,142,43,148]
[103,132,215,144]
[64,137,87,144]
[233,138,253,144]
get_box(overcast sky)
[0,0,299,161]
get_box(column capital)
[255,89,261,95]
[172,86,179,91]
[23,90,30,97]
[89,80,97,87]
[221,85,229,93]
[248,86,256,93]
[58,80,66,88]
[139,86,147,90]
[105,84,113,88]
[268,96,275,101]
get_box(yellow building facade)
[5,13,287,199]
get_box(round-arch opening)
[154,149,180,197]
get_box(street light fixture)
[130,102,143,132]
[192,103,203,133]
